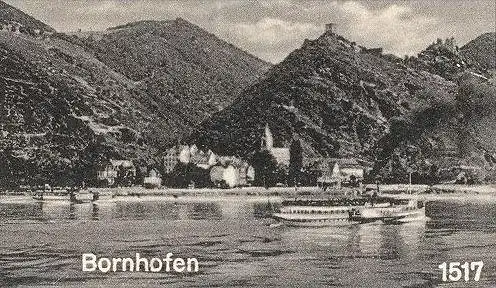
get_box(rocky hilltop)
[0,2,269,187]
[410,33,495,81]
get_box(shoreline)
[1,193,495,205]
[2,184,496,198]
[1,184,496,204]
[94,186,322,197]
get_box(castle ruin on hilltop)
[325,23,336,34]
[434,37,459,54]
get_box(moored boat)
[32,188,103,203]
[32,191,70,201]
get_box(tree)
[167,162,211,188]
[251,150,278,188]
[167,162,191,188]
[288,139,303,186]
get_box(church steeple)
[261,123,274,150]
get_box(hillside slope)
[0,33,156,186]
[0,1,54,33]
[0,4,269,187]
[461,32,496,71]
[374,33,496,182]
[64,19,271,132]
[373,72,496,183]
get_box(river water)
[0,196,495,287]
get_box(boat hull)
[382,207,427,224]
[32,191,101,203]
[32,194,69,201]
[272,213,358,227]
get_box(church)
[261,124,290,166]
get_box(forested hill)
[192,31,496,183]
[0,1,55,33]
[192,31,456,160]
[460,32,496,71]
[0,2,270,187]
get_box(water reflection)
[357,223,382,256]
[345,224,361,255]
[91,204,99,220]
[68,203,76,220]
[378,223,422,260]
[188,202,223,220]
[398,222,424,259]
[0,199,238,221]
[1,197,496,287]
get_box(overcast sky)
[5,0,495,63]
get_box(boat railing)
[281,195,407,207]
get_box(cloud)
[336,1,439,56]
[3,0,494,62]
[218,17,322,63]
[219,18,322,63]
[213,1,444,62]
[232,18,321,45]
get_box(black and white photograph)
[0,0,495,287]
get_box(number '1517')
[438,261,483,282]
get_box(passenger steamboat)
[272,195,425,227]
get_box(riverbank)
[2,184,496,199]
[431,184,496,195]
[101,184,425,196]
[365,183,496,196]
[2,188,496,205]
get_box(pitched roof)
[303,157,368,169]
[332,158,361,168]
[110,159,134,168]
